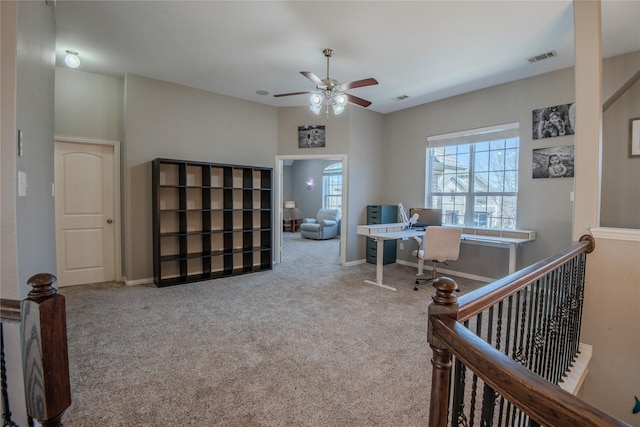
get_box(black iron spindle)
[1,323,19,427]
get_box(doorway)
[54,138,121,286]
[274,154,347,265]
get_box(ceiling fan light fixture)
[310,92,323,107]
[310,103,322,115]
[332,92,348,115]
[334,93,348,106]
[310,92,324,115]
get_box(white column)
[572,0,602,241]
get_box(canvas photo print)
[532,103,575,139]
[298,125,326,148]
[532,145,575,178]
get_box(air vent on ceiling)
[528,50,558,63]
[392,95,410,101]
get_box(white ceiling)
[54,1,640,115]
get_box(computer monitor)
[409,208,442,229]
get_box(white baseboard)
[346,258,494,283]
[124,277,154,286]
[344,259,367,267]
[396,259,494,283]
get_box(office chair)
[412,226,462,291]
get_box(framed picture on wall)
[532,145,575,178]
[298,125,326,148]
[630,117,640,157]
[532,103,575,139]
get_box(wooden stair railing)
[427,235,630,427]
[430,315,628,427]
[0,274,71,427]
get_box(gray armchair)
[299,209,341,240]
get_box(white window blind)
[427,122,520,148]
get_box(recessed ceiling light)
[392,95,410,101]
[256,90,269,96]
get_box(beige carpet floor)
[60,233,485,426]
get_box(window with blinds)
[322,162,342,211]
[425,123,520,230]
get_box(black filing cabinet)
[366,205,398,265]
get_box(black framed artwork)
[532,145,575,178]
[532,103,575,139]
[298,125,326,148]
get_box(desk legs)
[364,238,397,291]
[508,244,517,274]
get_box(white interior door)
[55,141,115,286]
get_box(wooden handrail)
[457,235,595,321]
[426,235,618,426]
[430,315,629,427]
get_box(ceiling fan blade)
[346,93,372,108]
[300,71,324,86]
[273,91,313,98]
[341,78,379,90]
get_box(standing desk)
[357,224,422,290]
[357,223,535,291]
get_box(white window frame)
[425,122,520,230]
[322,162,342,211]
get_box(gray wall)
[384,67,577,277]
[1,1,57,425]
[289,159,341,219]
[601,50,640,228]
[53,53,640,281]
[55,68,123,142]
[15,0,57,291]
[60,64,622,280]
[1,1,19,299]
[347,106,386,262]
[123,74,278,282]
[276,105,386,264]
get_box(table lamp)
[284,200,296,219]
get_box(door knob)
[107,219,113,224]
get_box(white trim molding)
[590,227,640,242]
[275,154,348,266]
[125,277,154,286]
[396,259,494,284]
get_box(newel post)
[427,277,459,427]
[20,273,71,427]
